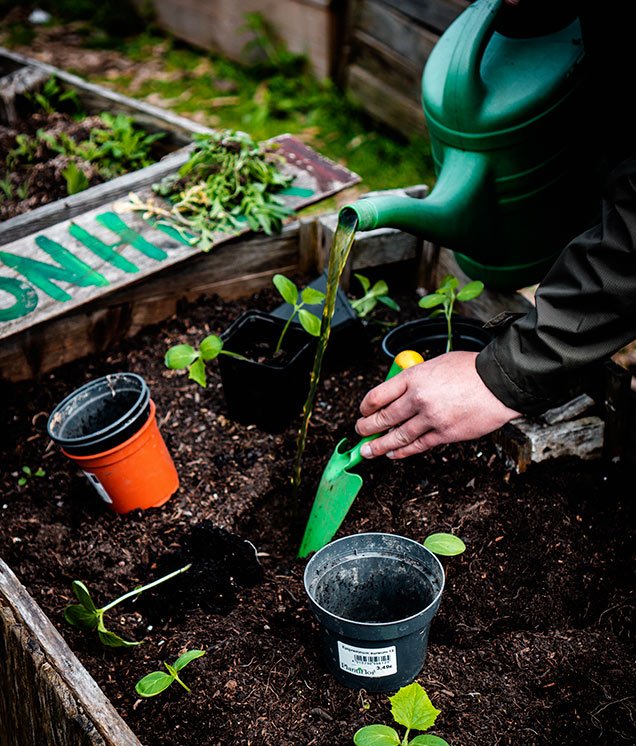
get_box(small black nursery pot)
[382,315,493,360]
[304,533,445,692]
[217,310,316,432]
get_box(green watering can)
[341,0,600,290]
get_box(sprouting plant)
[272,274,325,353]
[423,533,466,557]
[62,161,90,195]
[64,564,191,648]
[17,465,46,486]
[7,133,39,166]
[135,649,206,698]
[0,175,13,201]
[165,333,248,388]
[27,75,82,115]
[353,682,449,746]
[350,273,400,319]
[418,274,484,353]
[124,129,294,249]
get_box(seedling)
[64,564,191,647]
[17,465,46,486]
[62,161,90,195]
[418,274,484,353]
[350,273,400,319]
[135,649,206,697]
[164,274,323,386]
[272,274,325,353]
[353,682,449,746]
[423,533,466,557]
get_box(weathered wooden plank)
[0,134,359,345]
[0,559,141,746]
[380,0,468,33]
[539,393,596,425]
[346,63,427,138]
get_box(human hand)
[355,351,521,459]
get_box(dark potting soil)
[0,284,634,746]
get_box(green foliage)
[350,273,400,319]
[353,683,449,746]
[62,161,90,195]
[135,649,206,697]
[64,564,191,647]
[17,465,46,487]
[27,75,82,116]
[418,275,484,353]
[133,129,293,249]
[272,274,325,353]
[164,333,248,389]
[423,533,466,557]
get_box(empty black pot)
[217,310,316,432]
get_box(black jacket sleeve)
[476,156,636,415]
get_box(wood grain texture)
[0,559,140,746]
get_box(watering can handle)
[347,350,424,467]
[444,0,502,116]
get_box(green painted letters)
[96,213,168,260]
[0,277,39,321]
[69,222,140,273]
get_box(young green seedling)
[353,682,449,746]
[64,564,191,648]
[17,465,45,486]
[165,334,248,388]
[350,273,400,319]
[272,274,325,353]
[135,649,206,698]
[418,274,484,353]
[423,533,466,557]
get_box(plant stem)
[174,674,191,692]
[220,350,250,361]
[275,308,297,354]
[101,564,191,612]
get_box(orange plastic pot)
[62,400,179,513]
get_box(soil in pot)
[0,284,634,746]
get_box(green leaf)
[423,533,466,557]
[354,298,376,317]
[97,625,140,648]
[188,357,207,388]
[199,334,223,361]
[301,286,326,305]
[353,725,401,746]
[298,309,321,336]
[390,682,440,732]
[438,275,458,291]
[429,309,444,318]
[173,649,206,671]
[164,662,178,677]
[409,736,450,746]
[71,580,97,612]
[354,273,371,293]
[370,280,389,297]
[62,162,90,196]
[456,280,484,302]
[135,671,175,698]
[165,344,198,370]
[64,604,99,630]
[418,294,445,309]
[22,466,31,476]
[378,296,400,311]
[273,274,298,305]
[34,468,45,477]
[17,477,27,486]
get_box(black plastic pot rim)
[47,372,150,454]
[304,532,446,628]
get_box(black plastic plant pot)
[382,316,493,360]
[304,533,445,692]
[218,310,316,432]
[46,372,151,456]
[270,272,370,368]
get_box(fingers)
[359,375,409,418]
[359,415,433,459]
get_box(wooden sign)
[0,135,359,351]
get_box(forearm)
[477,158,636,414]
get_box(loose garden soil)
[0,283,634,745]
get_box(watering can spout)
[340,149,491,251]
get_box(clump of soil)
[0,285,634,746]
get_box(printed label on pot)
[82,471,112,504]
[337,641,397,678]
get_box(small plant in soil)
[64,564,191,648]
[423,533,466,557]
[135,649,206,698]
[353,682,449,746]
[418,275,484,353]
[164,273,323,387]
[123,128,294,249]
[16,465,45,486]
[350,273,400,319]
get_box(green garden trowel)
[298,350,424,558]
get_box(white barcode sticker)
[82,471,112,504]
[337,641,397,678]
